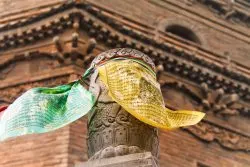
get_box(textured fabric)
[0,81,95,141]
[0,106,7,113]
[0,106,8,120]
[98,59,205,129]
[0,57,205,141]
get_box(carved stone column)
[84,48,159,166]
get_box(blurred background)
[0,0,249,166]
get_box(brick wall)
[86,0,250,67]
[0,0,249,167]
[159,130,250,167]
[0,0,63,17]
[1,118,249,167]
[0,125,70,167]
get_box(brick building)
[0,0,249,166]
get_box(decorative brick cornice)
[0,14,74,51]
[183,121,250,152]
[160,81,250,117]
[193,0,250,28]
[79,3,250,102]
[0,1,249,104]
[0,2,75,33]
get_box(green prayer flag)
[0,81,95,141]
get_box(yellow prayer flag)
[98,59,205,129]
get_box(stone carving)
[87,49,159,161]
[183,122,250,152]
[77,152,158,167]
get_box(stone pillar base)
[75,152,158,167]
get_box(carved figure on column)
[87,49,159,160]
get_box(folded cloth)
[0,81,95,141]
[0,56,205,141]
[0,106,8,119]
[98,59,205,129]
[0,106,8,113]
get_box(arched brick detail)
[157,17,208,47]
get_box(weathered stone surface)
[87,49,159,160]
[76,152,158,167]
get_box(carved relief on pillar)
[87,102,159,160]
[87,64,159,160]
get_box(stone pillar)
[76,152,158,167]
[83,48,159,167]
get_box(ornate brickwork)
[193,0,250,28]
[0,1,248,103]
[0,0,249,166]
[183,122,250,152]
[160,81,250,117]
